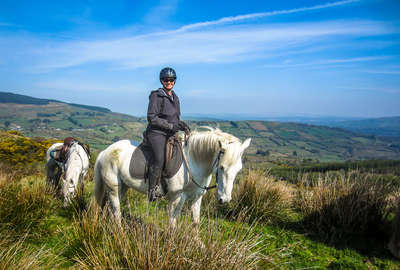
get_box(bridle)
[178,135,225,191]
[60,142,89,182]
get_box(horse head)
[216,137,251,204]
[61,142,89,206]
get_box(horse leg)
[46,160,58,190]
[190,196,203,226]
[108,182,123,225]
[190,195,205,248]
[168,193,187,229]
[79,171,87,195]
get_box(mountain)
[0,92,140,149]
[325,116,400,137]
[1,91,399,162]
[0,91,111,113]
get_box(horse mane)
[186,127,242,166]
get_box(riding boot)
[148,165,163,202]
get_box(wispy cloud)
[262,56,391,69]
[175,0,360,32]
[21,19,393,72]
[337,86,400,94]
[34,79,147,93]
[359,69,400,74]
[143,0,180,25]
[0,22,16,27]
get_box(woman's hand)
[178,121,190,134]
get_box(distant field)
[0,101,399,162]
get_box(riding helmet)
[160,67,177,81]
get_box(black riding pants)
[146,131,170,169]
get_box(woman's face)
[161,78,175,91]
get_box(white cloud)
[336,86,400,94]
[143,0,180,25]
[175,0,360,32]
[23,19,394,72]
[359,69,400,75]
[34,79,147,93]
[262,56,392,69]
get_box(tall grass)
[205,169,295,225]
[0,234,60,270]
[296,170,398,240]
[64,205,266,269]
[0,165,59,237]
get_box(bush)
[0,173,58,236]
[204,169,295,225]
[0,131,58,169]
[296,170,398,240]
[65,206,265,270]
[233,170,294,224]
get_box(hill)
[1,92,399,162]
[325,116,400,137]
[0,92,140,149]
[0,91,111,113]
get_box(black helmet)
[160,67,177,81]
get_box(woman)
[145,67,190,201]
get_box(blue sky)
[0,0,399,118]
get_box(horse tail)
[94,151,106,208]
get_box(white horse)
[94,128,251,227]
[46,142,90,206]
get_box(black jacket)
[146,88,180,135]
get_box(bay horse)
[94,128,251,227]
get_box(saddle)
[51,138,90,164]
[129,135,183,181]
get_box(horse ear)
[218,140,227,150]
[241,138,251,151]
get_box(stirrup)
[148,185,164,202]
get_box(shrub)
[0,131,58,170]
[206,169,295,224]
[65,206,265,269]
[0,174,58,236]
[296,170,398,240]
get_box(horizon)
[2,90,397,122]
[1,0,399,118]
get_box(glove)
[178,121,191,134]
[171,123,180,133]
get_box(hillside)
[326,116,400,137]
[0,91,111,113]
[1,92,400,162]
[0,92,140,150]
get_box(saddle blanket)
[129,139,183,180]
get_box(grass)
[0,233,60,270]
[1,162,400,269]
[296,171,398,241]
[65,206,265,270]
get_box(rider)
[145,67,190,201]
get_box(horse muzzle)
[218,196,231,204]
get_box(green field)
[1,102,400,163]
[1,128,400,269]
[1,160,400,269]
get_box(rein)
[178,135,222,191]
